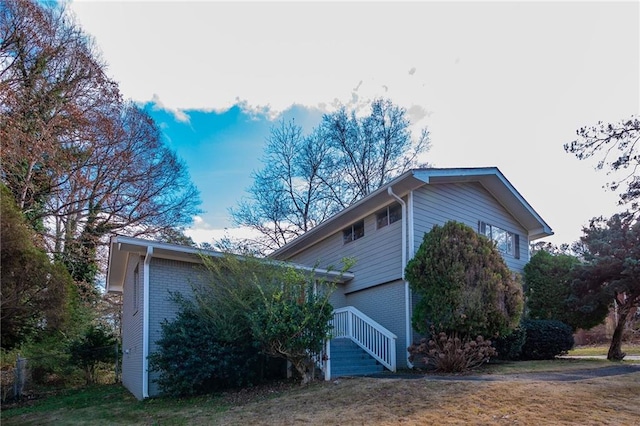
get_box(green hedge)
[148,308,265,396]
[493,326,526,360]
[519,319,574,360]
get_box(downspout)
[142,246,153,399]
[387,187,413,368]
[407,191,415,363]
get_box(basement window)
[343,220,365,244]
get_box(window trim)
[343,219,365,244]
[478,221,520,259]
[376,203,402,229]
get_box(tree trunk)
[292,358,315,385]
[607,305,630,361]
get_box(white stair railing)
[330,306,397,372]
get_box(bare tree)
[231,120,336,252]
[51,103,201,284]
[565,116,640,214]
[322,98,430,206]
[231,99,430,254]
[1,0,201,287]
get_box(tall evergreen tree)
[568,213,640,360]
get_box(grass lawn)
[568,343,640,357]
[3,359,639,425]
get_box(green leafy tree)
[148,301,263,396]
[406,221,523,339]
[524,250,581,328]
[519,319,574,360]
[568,213,640,360]
[247,270,334,385]
[1,185,74,349]
[69,324,117,384]
[1,0,201,302]
[150,255,344,391]
[197,254,339,385]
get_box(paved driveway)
[370,362,640,382]
[420,364,640,382]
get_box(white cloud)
[186,216,259,246]
[150,94,190,123]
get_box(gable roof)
[106,235,354,293]
[270,167,553,260]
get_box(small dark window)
[389,203,402,224]
[343,220,365,243]
[376,203,402,229]
[133,264,139,314]
[376,210,389,229]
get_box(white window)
[478,221,520,259]
[376,203,402,229]
[343,220,365,244]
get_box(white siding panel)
[412,182,530,272]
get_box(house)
[106,167,553,399]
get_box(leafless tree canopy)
[1,0,201,283]
[231,99,430,254]
[565,116,640,213]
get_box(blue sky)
[143,101,325,230]
[69,1,639,246]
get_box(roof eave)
[106,235,354,293]
[270,167,554,259]
[269,170,426,259]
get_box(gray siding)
[412,182,530,272]
[343,280,410,368]
[121,255,144,400]
[289,204,404,295]
[147,258,207,397]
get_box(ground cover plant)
[3,360,639,426]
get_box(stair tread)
[328,338,388,377]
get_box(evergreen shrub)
[519,319,574,360]
[148,307,264,396]
[493,326,526,360]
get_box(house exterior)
[269,167,553,372]
[106,166,552,399]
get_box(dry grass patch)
[215,374,640,426]
[4,367,639,425]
